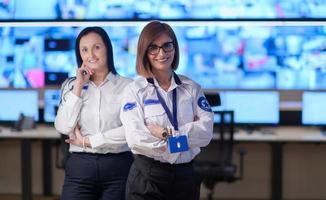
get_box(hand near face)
[75,63,93,86]
[73,62,95,97]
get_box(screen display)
[302,92,326,125]
[216,91,280,124]
[44,89,60,123]
[2,0,326,20]
[0,90,38,121]
[0,25,325,89]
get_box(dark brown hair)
[75,26,117,74]
[136,21,179,77]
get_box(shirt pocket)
[144,104,166,124]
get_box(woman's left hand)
[146,123,165,140]
[65,125,90,148]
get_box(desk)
[1,126,325,200]
[213,126,326,200]
[0,126,60,200]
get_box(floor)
[0,195,59,200]
[0,196,317,200]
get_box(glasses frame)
[147,41,174,55]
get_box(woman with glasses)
[120,21,214,200]
[55,27,133,200]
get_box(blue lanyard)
[154,86,178,131]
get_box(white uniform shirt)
[120,73,214,164]
[55,72,132,154]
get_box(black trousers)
[61,151,133,200]
[126,155,200,200]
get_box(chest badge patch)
[123,102,136,111]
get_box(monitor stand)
[243,124,260,134]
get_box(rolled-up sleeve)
[88,125,125,150]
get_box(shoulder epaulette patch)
[198,96,212,112]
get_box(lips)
[88,59,98,63]
[155,57,169,63]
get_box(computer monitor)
[302,92,326,125]
[44,89,60,123]
[0,90,39,122]
[218,91,280,125]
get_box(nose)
[87,49,96,60]
[157,47,165,56]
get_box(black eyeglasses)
[147,42,174,55]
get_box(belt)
[134,154,193,170]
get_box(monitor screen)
[217,91,280,124]
[3,0,326,20]
[302,92,326,125]
[0,0,15,19]
[0,90,39,121]
[44,89,60,123]
[0,25,325,90]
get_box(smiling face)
[147,33,175,74]
[79,32,108,74]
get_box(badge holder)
[167,134,189,153]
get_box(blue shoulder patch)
[82,84,89,90]
[198,96,212,112]
[144,99,160,106]
[123,102,137,111]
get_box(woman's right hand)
[76,63,93,86]
[73,63,94,97]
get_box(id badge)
[167,135,189,153]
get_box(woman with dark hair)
[120,21,214,200]
[55,26,133,200]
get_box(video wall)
[0,25,325,89]
[0,0,325,124]
[1,0,326,20]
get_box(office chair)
[55,134,69,169]
[194,94,246,200]
[54,105,70,169]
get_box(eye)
[95,45,101,50]
[81,48,87,53]
[163,42,173,50]
[163,42,173,48]
[148,45,158,51]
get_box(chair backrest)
[214,110,235,168]
[54,105,70,169]
[195,110,235,165]
[55,134,69,169]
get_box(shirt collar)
[146,72,182,91]
[89,72,118,87]
[105,72,118,83]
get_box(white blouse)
[55,72,132,154]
